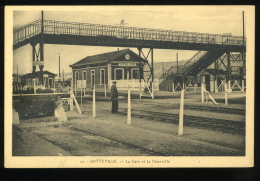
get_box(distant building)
[20,71,57,89]
[69,49,148,90]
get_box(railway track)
[31,127,165,156]
[110,108,245,136]
[152,104,245,115]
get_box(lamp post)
[59,53,60,78]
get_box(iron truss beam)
[13,34,245,52]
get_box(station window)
[115,68,124,80]
[132,69,139,79]
[100,69,105,84]
[82,71,87,80]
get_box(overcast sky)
[12,6,245,75]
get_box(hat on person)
[112,81,117,84]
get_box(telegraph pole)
[63,68,64,85]
[177,53,179,74]
[17,66,18,83]
[59,53,61,78]
[242,11,245,78]
[163,62,165,79]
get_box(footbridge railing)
[14,19,246,46]
[159,51,207,83]
[179,51,208,74]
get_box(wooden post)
[178,89,184,136]
[194,83,197,94]
[225,83,228,105]
[75,81,77,97]
[242,80,244,93]
[139,81,142,98]
[71,88,82,114]
[215,80,218,93]
[172,83,175,92]
[228,80,231,93]
[93,85,96,117]
[201,83,204,103]
[127,88,131,125]
[70,88,73,111]
[81,87,82,110]
[104,84,107,98]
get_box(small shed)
[69,49,148,90]
[20,71,57,89]
[197,69,226,92]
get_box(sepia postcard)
[5,5,254,168]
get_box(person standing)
[111,81,119,114]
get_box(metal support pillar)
[138,48,142,98]
[39,11,44,85]
[151,48,154,83]
[151,48,154,98]
[226,51,231,92]
[214,59,218,92]
[30,42,37,73]
[242,11,246,87]
[137,47,153,98]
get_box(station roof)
[20,71,56,79]
[70,49,147,68]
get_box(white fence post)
[215,80,218,93]
[178,89,184,136]
[80,81,83,110]
[93,85,96,118]
[225,83,228,105]
[201,83,204,103]
[104,84,107,98]
[34,81,36,94]
[242,80,245,93]
[228,80,231,93]
[127,88,131,125]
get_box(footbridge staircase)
[159,49,226,90]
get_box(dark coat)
[111,84,118,100]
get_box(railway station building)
[69,49,147,90]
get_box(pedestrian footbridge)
[13,19,245,52]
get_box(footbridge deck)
[13,19,246,52]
